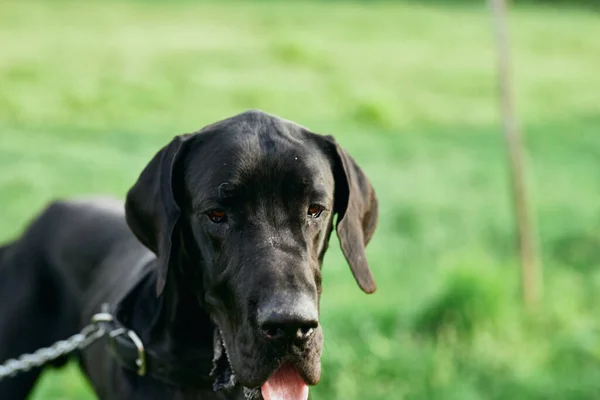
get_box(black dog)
[0,110,378,400]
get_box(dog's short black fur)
[0,110,378,400]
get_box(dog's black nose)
[260,313,318,342]
[257,294,318,343]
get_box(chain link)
[0,322,107,381]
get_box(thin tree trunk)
[489,0,542,310]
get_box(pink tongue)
[260,365,309,400]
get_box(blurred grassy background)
[1,0,599,399]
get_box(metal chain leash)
[0,310,117,381]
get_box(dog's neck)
[104,263,217,391]
[118,254,216,381]
[115,222,223,389]
[143,265,214,357]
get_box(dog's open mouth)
[211,329,309,400]
[256,365,309,400]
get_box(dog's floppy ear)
[125,135,191,297]
[323,135,378,294]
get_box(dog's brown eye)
[307,205,324,218]
[207,209,227,223]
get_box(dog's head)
[125,110,378,400]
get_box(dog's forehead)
[184,111,334,202]
[229,127,324,175]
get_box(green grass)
[1,0,600,399]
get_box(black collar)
[97,269,215,389]
[107,326,213,388]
